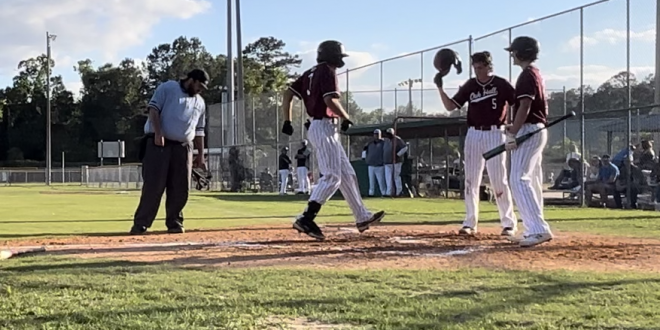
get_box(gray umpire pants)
[133,137,193,229]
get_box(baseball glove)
[433,48,463,77]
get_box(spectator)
[637,140,656,170]
[564,143,581,168]
[613,156,644,209]
[585,154,619,207]
[585,156,601,183]
[612,144,636,168]
[550,158,582,190]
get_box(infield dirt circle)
[3,224,660,273]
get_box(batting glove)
[433,72,443,88]
[340,119,354,132]
[281,120,294,136]
[504,133,517,151]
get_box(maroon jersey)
[288,63,340,119]
[514,65,547,125]
[451,75,515,127]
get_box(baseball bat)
[482,111,576,161]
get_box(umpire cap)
[186,69,210,89]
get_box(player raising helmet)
[280,40,385,240]
[434,50,518,237]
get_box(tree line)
[0,35,655,167]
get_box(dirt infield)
[3,224,660,272]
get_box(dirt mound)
[5,224,660,273]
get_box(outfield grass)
[0,186,659,240]
[1,257,659,329]
[2,186,660,329]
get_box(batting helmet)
[317,40,349,68]
[433,48,463,77]
[505,36,540,62]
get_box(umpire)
[130,69,209,235]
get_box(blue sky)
[0,0,656,114]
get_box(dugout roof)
[597,114,660,133]
[343,117,468,139]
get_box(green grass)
[2,186,660,329]
[0,186,659,240]
[1,257,660,329]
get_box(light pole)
[46,32,56,186]
[397,78,422,115]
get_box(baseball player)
[295,140,312,194]
[278,147,291,195]
[362,129,386,197]
[383,128,407,197]
[435,51,517,237]
[280,40,385,240]
[504,36,554,247]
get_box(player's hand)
[154,132,165,147]
[194,157,207,171]
[281,120,294,136]
[504,133,517,151]
[340,119,354,132]
[304,119,311,130]
[433,73,444,88]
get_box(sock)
[302,201,322,221]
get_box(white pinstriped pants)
[510,123,552,236]
[307,119,372,222]
[463,127,516,230]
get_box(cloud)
[563,28,655,51]
[544,64,655,88]
[0,0,211,78]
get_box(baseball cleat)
[458,226,476,235]
[293,216,325,241]
[518,233,553,247]
[167,227,185,234]
[500,227,516,237]
[129,225,147,235]
[356,210,386,233]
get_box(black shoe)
[130,225,147,235]
[356,210,386,233]
[167,227,185,234]
[293,216,325,241]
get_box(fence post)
[379,62,384,122]
[419,52,424,113]
[578,8,586,207]
[562,86,567,155]
[625,0,632,208]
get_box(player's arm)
[510,72,536,135]
[504,79,517,124]
[439,80,470,112]
[194,100,206,167]
[396,138,408,157]
[147,82,169,135]
[282,77,304,121]
[318,66,350,119]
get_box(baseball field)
[1,186,660,329]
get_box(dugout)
[343,117,477,199]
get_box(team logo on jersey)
[469,86,498,103]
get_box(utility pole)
[398,78,421,115]
[46,32,57,186]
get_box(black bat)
[482,111,576,161]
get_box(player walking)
[280,40,385,240]
[435,51,517,236]
[504,36,554,247]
